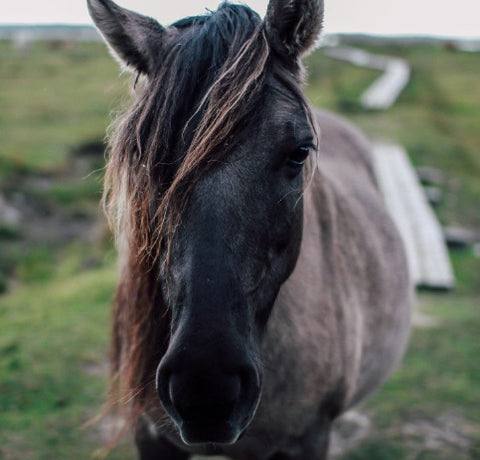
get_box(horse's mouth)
[175,398,259,446]
[177,419,245,446]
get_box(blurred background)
[0,1,479,459]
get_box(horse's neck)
[263,169,373,406]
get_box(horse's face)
[157,85,316,444]
[88,0,323,446]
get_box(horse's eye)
[287,145,313,168]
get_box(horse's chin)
[178,420,245,446]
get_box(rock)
[443,226,477,249]
[473,243,480,258]
[71,139,105,157]
[416,166,446,186]
[0,193,21,225]
[423,186,443,206]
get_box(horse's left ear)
[265,0,324,59]
[87,0,165,75]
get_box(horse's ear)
[265,0,324,59]
[87,0,165,75]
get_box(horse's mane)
[104,4,270,262]
[103,3,275,429]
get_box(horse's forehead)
[251,87,313,143]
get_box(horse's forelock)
[104,4,274,258]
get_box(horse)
[87,0,411,458]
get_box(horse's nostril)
[175,398,237,424]
[168,373,242,424]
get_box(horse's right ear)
[87,0,165,75]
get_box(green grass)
[0,39,479,459]
[0,40,127,174]
[0,251,119,459]
[369,295,480,423]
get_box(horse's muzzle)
[156,355,261,445]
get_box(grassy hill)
[0,39,479,459]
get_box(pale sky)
[2,0,480,38]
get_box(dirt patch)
[0,143,107,291]
[412,310,442,328]
[330,409,480,459]
[2,188,97,245]
[82,360,108,377]
[400,412,479,457]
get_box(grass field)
[0,38,479,459]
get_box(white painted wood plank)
[324,46,387,70]
[324,47,410,110]
[371,144,455,289]
[361,59,410,110]
[371,145,422,284]
[389,146,454,288]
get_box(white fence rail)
[371,143,454,289]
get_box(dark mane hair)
[105,4,270,260]
[103,3,294,429]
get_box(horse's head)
[88,0,323,446]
